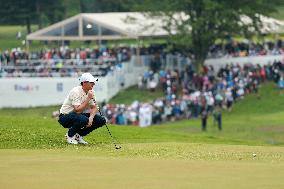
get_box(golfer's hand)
[87,117,93,128]
[87,90,94,100]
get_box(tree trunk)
[192,34,206,74]
[79,0,85,13]
[26,17,31,34]
[193,57,205,74]
[36,1,42,29]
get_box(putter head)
[115,145,121,150]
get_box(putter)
[103,119,122,150]
[94,99,121,150]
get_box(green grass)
[1,146,283,189]
[0,82,284,149]
[0,25,28,50]
[109,85,164,104]
[1,82,284,189]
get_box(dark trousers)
[58,112,106,137]
[202,118,207,131]
[216,115,222,131]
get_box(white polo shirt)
[60,86,95,114]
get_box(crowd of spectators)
[99,60,284,130]
[0,46,131,77]
[1,39,283,78]
[208,39,284,58]
[0,46,132,64]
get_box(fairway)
[1,143,284,189]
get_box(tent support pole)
[136,38,141,65]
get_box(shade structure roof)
[26,12,173,41]
[26,12,284,41]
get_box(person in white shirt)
[58,72,106,144]
[139,103,152,127]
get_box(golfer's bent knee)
[100,115,107,125]
[94,115,106,127]
[77,114,89,126]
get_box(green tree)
[63,0,81,18]
[0,0,65,33]
[79,0,133,13]
[133,0,284,72]
[0,0,36,33]
[41,0,65,25]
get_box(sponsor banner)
[0,60,147,108]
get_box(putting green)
[1,143,284,189]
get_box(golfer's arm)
[89,105,97,119]
[73,98,92,113]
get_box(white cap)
[79,73,98,83]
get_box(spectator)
[277,76,284,94]
[213,105,222,131]
[201,107,208,131]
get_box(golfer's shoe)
[65,133,78,145]
[75,134,88,145]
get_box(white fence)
[0,56,147,108]
[205,55,284,71]
[163,54,284,72]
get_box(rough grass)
[109,85,165,104]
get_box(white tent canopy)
[26,12,172,41]
[26,12,284,41]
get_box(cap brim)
[87,78,98,83]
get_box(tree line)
[0,0,283,71]
[0,0,135,33]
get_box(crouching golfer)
[58,72,106,144]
